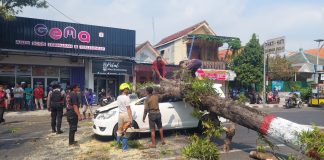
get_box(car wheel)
[112,120,140,140]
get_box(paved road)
[0,107,323,160]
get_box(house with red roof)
[134,41,178,84]
[154,21,224,70]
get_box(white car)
[93,94,227,138]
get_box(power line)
[45,0,79,23]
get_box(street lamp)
[314,39,324,100]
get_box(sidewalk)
[4,106,101,117]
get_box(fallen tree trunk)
[249,151,278,160]
[136,80,312,152]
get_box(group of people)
[47,84,93,146]
[2,83,46,111]
[151,56,202,83]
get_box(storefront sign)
[0,17,135,57]
[92,60,133,75]
[196,69,236,81]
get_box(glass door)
[46,78,59,94]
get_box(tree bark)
[249,151,278,160]
[136,80,313,152]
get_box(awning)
[196,69,236,81]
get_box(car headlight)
[96,111,117,120]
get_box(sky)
[19,0,324,51]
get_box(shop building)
[0,17,135,98]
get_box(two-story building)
[154,21,236,96]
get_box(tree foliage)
[232,34,263,88]
[0,0,48,20]
[268,55,296,81]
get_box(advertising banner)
[196,69,236,81]
[0,17,135,57]
[271,80,284,91]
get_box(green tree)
[232,34,263,89]
[268,55,296,81]
[0,0,47,20]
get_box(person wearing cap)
[116,83,133,151]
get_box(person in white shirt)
[116,83,132,151]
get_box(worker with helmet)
[116,83,133,151]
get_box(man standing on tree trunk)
[143,86,165,148]
[179,59,202,78]
[152,56,166,83]
[66,85,82,146]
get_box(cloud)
[19,0,324,50]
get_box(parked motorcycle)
[99,96,115,106]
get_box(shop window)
[60,78,70,90]
[60,67,70,78]
[0,76,15,88]
[32,66,45,76]
[46,66,59,77]
[16,65,31,76]
[0,64,15,75]
[16,76,31,86]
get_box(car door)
[159,97,180,129]
[172,98,199,128]
[131,98,150,131]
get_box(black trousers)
[0,107,5,122]
[67,109,78,144]
[51,106,63,131]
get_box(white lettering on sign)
[264,36,285,54]
[103,62,120,72]
[15,40,106,51]
[15,40,30,45]
[32,41,46,47]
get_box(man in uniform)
[0,85,8,124]
[47,83,65,134]
[66,85,81,146]
[116,83,133,151]
[143,86,165,148]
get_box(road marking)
[219,144,286,154]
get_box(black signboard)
[0,17,135,57]
[92,60,133,75]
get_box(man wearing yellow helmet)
[116,83,132,151]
